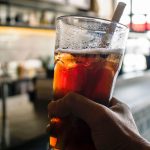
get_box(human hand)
[48,92,150,150]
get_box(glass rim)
[57,15,128,30]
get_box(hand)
[48,92,150,150]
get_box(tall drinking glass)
[50,16,129,150]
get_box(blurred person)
[48,92,150,150]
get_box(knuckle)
[66,92,76,98]
[90,108,109,129]
[99,105,108,114]
[92,106,108,122]
[121,103,130,111]
[63,94,70,105]
[64,92,76,105]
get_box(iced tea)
[49,48,123,149]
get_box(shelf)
[0,0,88,14]
[0,24,55,30]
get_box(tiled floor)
[0,94,49,149]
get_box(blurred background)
[1,0,150,150]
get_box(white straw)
[101,2,126,47]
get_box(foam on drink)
[55,48,123,54]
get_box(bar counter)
[114,71,150,141]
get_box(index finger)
[48,92,107,126]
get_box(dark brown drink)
[49,48,123,150]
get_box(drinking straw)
[101,2,126,47]
[112,2,126,22]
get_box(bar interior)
[1,0,150,150]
